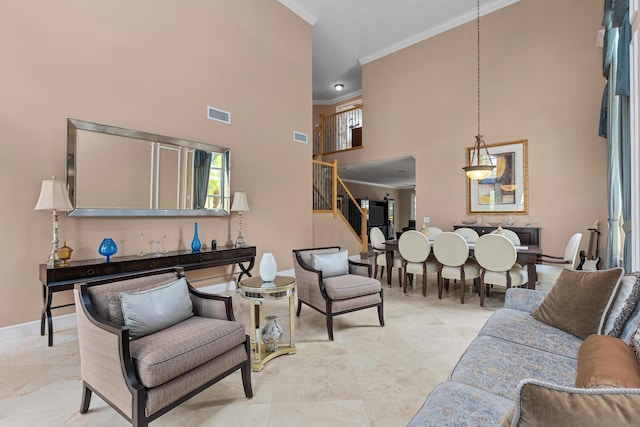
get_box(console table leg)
[42,287,54,346]
[237,258,255,282]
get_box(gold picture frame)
[467,139,528,214]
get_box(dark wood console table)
[453,225,541,246]
[39,245,256,346]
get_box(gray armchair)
[73,268,252,427]
[292,246,384,340]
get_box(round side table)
[238,275,296,371]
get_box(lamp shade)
[34,178,74,211]
[230,191,249,212]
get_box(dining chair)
[433,232,481,304]
[425,226,443,240]
[490,228,521,245]
[369,226,403,286]
[453,227,480,243]
[474,234,527,306]
[536,232,582,285]
[398,230,439,296]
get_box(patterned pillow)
[605,273,640,337]
[632,327,640,365]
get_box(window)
[204,152,230,210]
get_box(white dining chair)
[398,230,439,296]
[425,226,443,240]
[433,232,481,304]
[453,227,480,243]
[490,228,521,246]
[474,234,527,306]
[370,226,403,286]
[536,232,582,286]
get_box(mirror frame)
[67,118,231,217]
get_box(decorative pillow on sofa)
[120,277,193,339]
[531,268,624,339]
[605,273,640,337]
[312,250,349,278]
[500,379,640,427]
[575,334,640,388]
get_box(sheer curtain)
[600,0,632,269]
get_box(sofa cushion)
[312,250,349,278]
[604,273,640,337]
[479,308,583,359]
[503,379,640,427]
[450,336,577,401]
[129,316,246,388]
[531,268,624,339]
[323,274,381,300]
[120,277,193,339]
[575,334,640,388]
[408,381,513,427]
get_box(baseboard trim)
[0,271,296,345]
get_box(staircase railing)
[313,159,368,253]
[314,105,363,157]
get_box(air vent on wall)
[207,106,231,124]
[293,131,308,144]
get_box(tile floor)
[0,270,506,427]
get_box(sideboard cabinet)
[453,225,541,246]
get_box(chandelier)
[463,0,495,180]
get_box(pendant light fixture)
[463,0,495,180]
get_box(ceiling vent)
[207,106,231,124]
[293,131,308,144]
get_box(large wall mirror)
[67,118,231,217]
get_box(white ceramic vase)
[259,252,277,282]
[261,315,283,352]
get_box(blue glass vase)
[191,222,201,252]
[98,238,118,262]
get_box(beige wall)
[330,0,607,258]
[0,1,312,327]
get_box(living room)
[1,0,638,425]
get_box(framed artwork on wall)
[467,139,528,214]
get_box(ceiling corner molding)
[359,0,521,65]
[313,90,363,106]
[278,0,318,25]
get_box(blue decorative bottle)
[191,222,201,252]
[98,238,118,262]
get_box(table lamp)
[230,191,249,248]
[34,176,74,266]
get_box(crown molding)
[278,0,317,25]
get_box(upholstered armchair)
[292,246,384,340]
[73,268,252,427]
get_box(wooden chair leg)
[377,294,385,326]
[296,300,302,316]
[80,382,92,414]
[242,339,254,398]
[422,264,427,297]
[437,266,443,299]
[326,301,334,340]
[380,266,385,280]
[460,268,466,304]
[480,271,486,307]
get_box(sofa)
[409,268,640,426]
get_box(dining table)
[384,239,542,289]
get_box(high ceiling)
[278,0,520,104]
[278,0,519,189]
